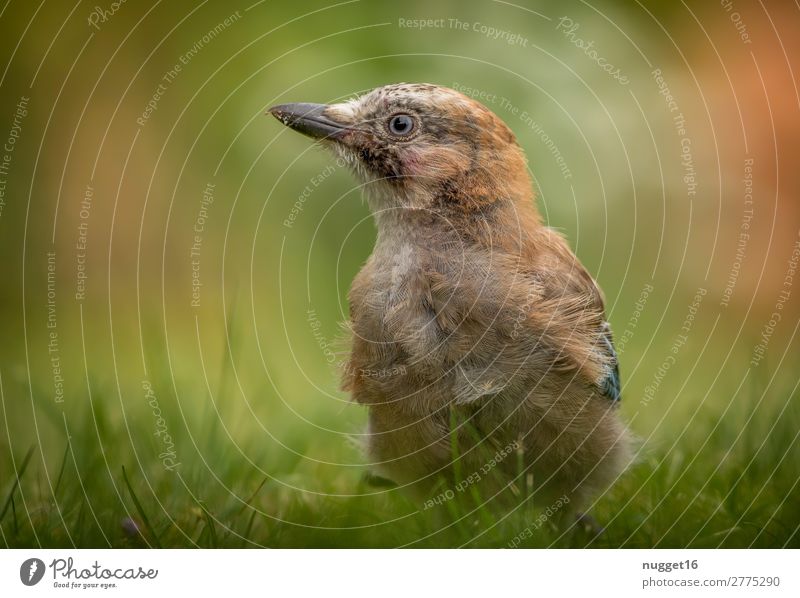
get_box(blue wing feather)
[599,322,621,403]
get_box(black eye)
[388,114,415,136]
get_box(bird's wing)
[523,230,622,403]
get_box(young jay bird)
[269,83,631,516]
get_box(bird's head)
[269,83,534,216]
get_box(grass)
[1,363,798,549]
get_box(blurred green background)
[0,0,798,547]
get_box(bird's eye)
[387,114,415,137]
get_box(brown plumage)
[270,83,631,517]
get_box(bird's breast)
[346,242,536,413]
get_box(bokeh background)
[1,0,798,547]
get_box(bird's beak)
[268,102,349,141]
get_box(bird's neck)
[369,193,542,258]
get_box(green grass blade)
[121,466,162,548]
[0,446,35,524]
[241,508,258,548]
[197,502,218,548]
[53,442,70,499]
[10,493,17,534]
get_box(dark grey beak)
[268,102,348,141]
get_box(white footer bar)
[2,549,797,597]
